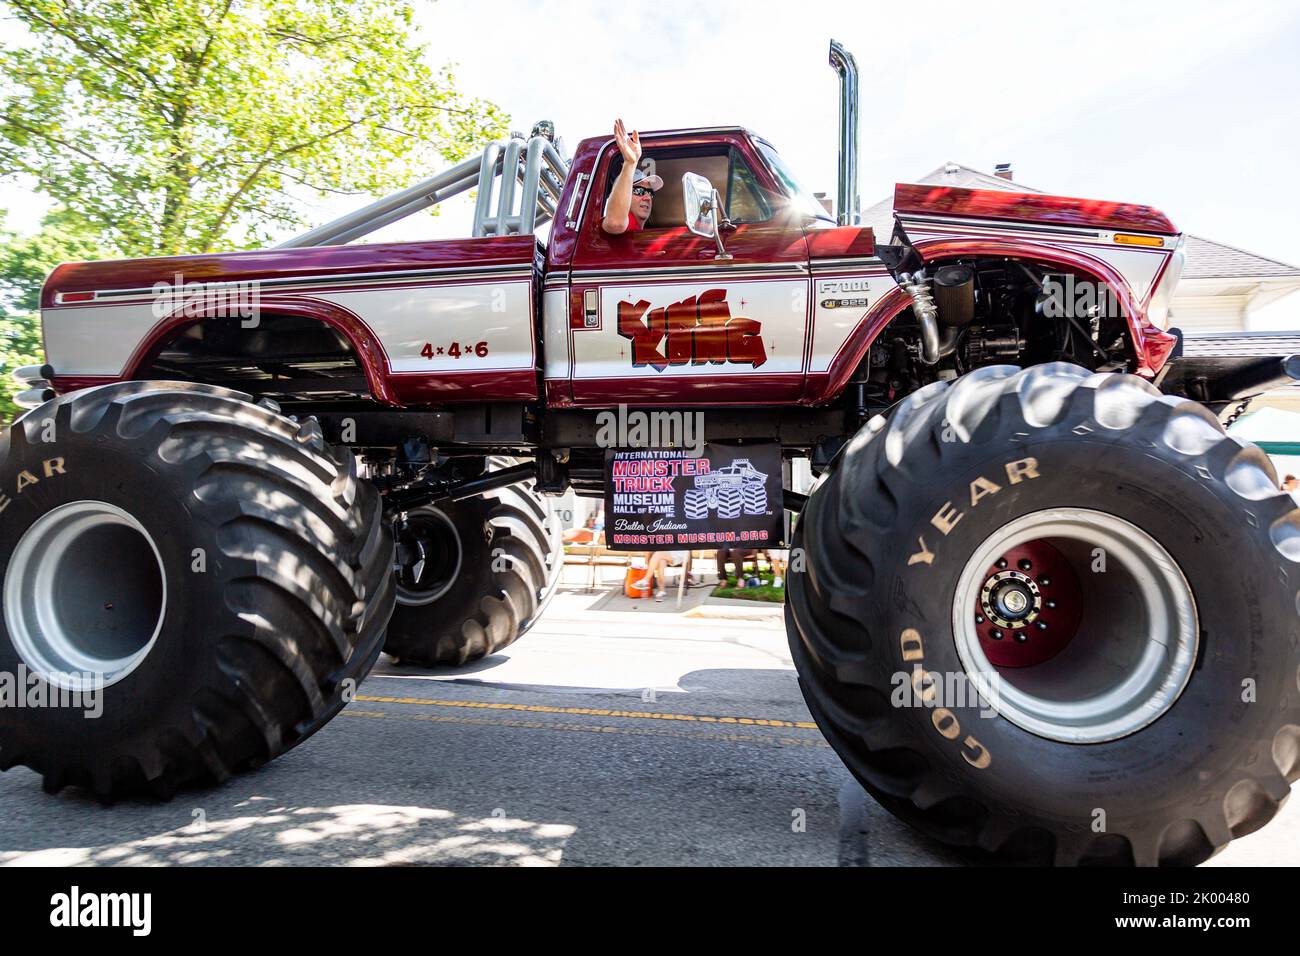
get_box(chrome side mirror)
[682,172,732,260]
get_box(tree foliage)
[0,310,41,423]
[0,207,106,311]
[0,208,105,421]
[0,0,509,256]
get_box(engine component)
[900,271,942,365]
[967,325,1023,367]
[933,264,976,327]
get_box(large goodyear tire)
[0,381,395,799]
[787,363,1300,865]
[383,458,561,667]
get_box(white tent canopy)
[1229,407,1300,487]
[1227,406,1300,442]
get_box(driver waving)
[601,118,663,234]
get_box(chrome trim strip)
[571,262,807,280]
[76,262,537,302]
[896,212,1104,240]
[810,257,886,269]
[612,126,747,139]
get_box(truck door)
[566,134,810,406]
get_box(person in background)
[634,549,690,601]
[767,548,788,588]
[601,118,663,234]
[715,546,755,585]
[562,513,602,545]
[1283,474,1299,501]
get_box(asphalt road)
[0,586,1294,866]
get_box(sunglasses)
[632,186,655,197]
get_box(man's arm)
[602,162,636,234]
[601,118,640,234]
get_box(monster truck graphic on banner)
[604,443,783,551]
[684,458,768,519]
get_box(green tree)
[0,207,106,311]
[0,0,508,256]
[0,310,42,422]
[0,208,106,421]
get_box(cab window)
[604,145,776,229]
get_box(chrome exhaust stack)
[12,364,54,411]
[829,39,860,226]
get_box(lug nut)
[990,629,1004,641]
[1038,575,1051,586]
[996,558,1008,569]
[1014,633,1028,643]
[975,614,985,624]
[1035,621,1048,631]
[1046,599,1057,609]
[1018,559,1033,571]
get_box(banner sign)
[603,442,784,551]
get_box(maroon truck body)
[39,127,1185,419]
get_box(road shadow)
[0,666,976,867]
[0,776,573,866]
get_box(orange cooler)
[624,566,650,598]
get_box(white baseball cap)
[633,169,664,192]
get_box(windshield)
[756,140,834,223]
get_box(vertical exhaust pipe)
[829,39,860,226]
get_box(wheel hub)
[393,509,463,606]
[3,500,166,689]
[973,541,1082,668]
[952,508,1199,744]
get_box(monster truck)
[4,40,1299,865]
[684,459,769,519]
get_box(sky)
[5,0,1300,325]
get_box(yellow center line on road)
[341,708,830,749]
[354,694,820,730]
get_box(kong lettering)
[617,288,767,371]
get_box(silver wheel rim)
[951,508,1198,744]
[394,509,463,606]
[4,500,166,690]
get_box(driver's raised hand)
[614,118,641,164]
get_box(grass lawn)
[710,579,786,603]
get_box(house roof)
[1179,235,1300,280]
[1179,329,1300,357]
[864,163,1300,284]
[861,161,1027,236]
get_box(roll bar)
[278,122,570,248]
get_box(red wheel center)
[972,539,1082,668]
